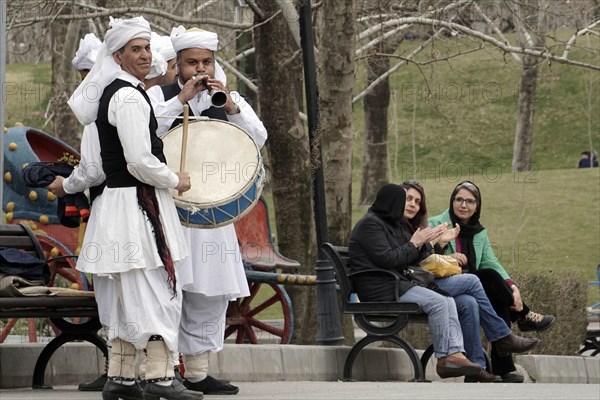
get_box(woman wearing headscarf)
[402,180,539,383]
[348,184,483,379]
[429,181,554,383]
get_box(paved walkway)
[2,382,600,400]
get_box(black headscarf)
[449,181,485,271]
[369,184,406,226]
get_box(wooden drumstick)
[178,104,190,196]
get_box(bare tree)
[254,0,319,344]
[357,0,405,205]
[314,0,357,343]
[316,0,356,247]
[50,11,81,147]
[511,0,548,172]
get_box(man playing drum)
[66,16,201,400]
[147,26,268,396]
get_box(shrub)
[396,270,588,356]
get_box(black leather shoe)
[517,312,555,332]
[143,380,204,400]
[184,375,239,395]
[79,373,108,391]
[174,368,184,383]
[211,375,231,385]
[501,372,525,383]
[436,355,482,379]
[495,333,539,356]
[464,369,503,383]
[102,380,143,400]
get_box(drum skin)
[161,119,265,228]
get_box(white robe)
[62,123,105,194]
[77,72,188,351]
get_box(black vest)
[160,81,228,129]
[96,79,166,188]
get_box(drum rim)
[177,190,263,229]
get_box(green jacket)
[428,209,511,280]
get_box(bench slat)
[0,236,39,249]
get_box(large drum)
[162,119,265,228]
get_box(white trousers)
[178,291,229,355]
[95,267,183,352]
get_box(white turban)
[71,33,102,71]
[146,32,176,79]
[104,16,151,53]
[68,16,151,126]
[170,26,226,83]
[170,26,218,52]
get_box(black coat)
[348,211,432,301]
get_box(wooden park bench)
[0,222,107,389]
[321,243,437,382]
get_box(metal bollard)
[315,259,344,345]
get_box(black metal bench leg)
[420,343,434,376]
[32,333,108,389]
[343,335,425,382]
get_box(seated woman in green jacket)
[428,180,554,383]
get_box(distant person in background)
[578,151,599,168]
[50,32,106,203]
[49,31,108,392]
[429,181,554,383]
[71,32,102,80]
[145,32,178,89]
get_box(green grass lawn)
[3,62,52,129]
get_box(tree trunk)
[359,52,392,204]
[255,0,318,344]
[316,0,355,246]
[316,0,356,344]
[51,16,81,148]
[512,0,547,172]
[512,54,539,172]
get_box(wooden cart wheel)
[225,282,293,344]
[34,234,90,291]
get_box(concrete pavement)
[2,381,600,400]
[1,341,599,388]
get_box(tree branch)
[355,0,473,56]
[216,56,259,94]
[243,0,265,21]
[362,17,600,71]
[563,20,600,59]
[353,32,437,104]
[473,2,522,65]
[11,5,255,30]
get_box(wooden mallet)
[178,104,190,196]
